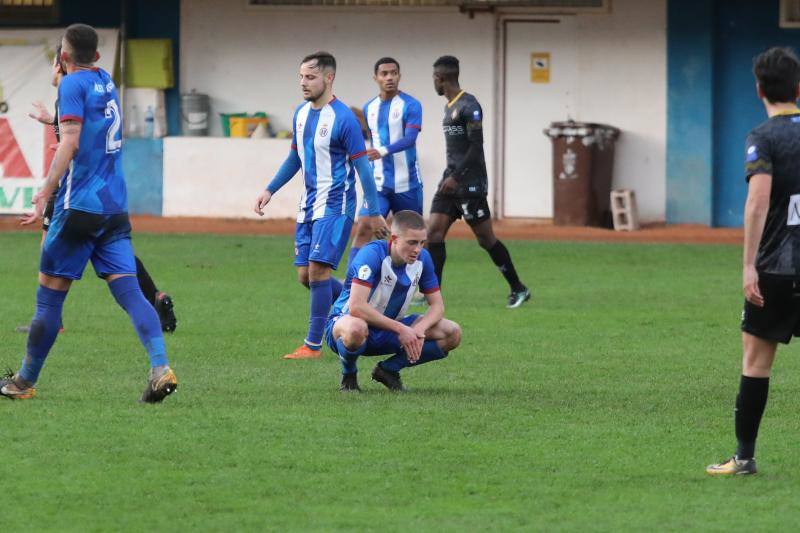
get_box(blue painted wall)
[122,138,163,215]
[666,0,714,225]
[668,0,800,226]
[712,0,800,226]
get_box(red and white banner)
[0,28,118,214]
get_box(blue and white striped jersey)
[330,240,439,321]
[292,97,367,222]
[363,92,422,193]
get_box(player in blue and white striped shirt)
[325,211,461,392]
[255,52,388,360]
[345,57,424,273]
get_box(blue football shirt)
[57,68,126,214]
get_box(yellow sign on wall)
[531,52,550,84]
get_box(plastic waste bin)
[543,121,620,227]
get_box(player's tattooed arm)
[25,119,80,223]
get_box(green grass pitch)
[1,230,799,531]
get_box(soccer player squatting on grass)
[254,52,389,360]
[325,210,461,392]
[707,47,800,476]
[0,24,177,402]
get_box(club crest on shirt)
[451,109,458,120]
[319,126,329,137]
[358,265,372,280]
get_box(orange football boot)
[283,344,322,360]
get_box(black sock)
[135,256,159,305]
[487,240,524,292]
[428,242,446,286]
[735,375,770,460]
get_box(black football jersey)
[745,111,800,278]
[441,91,488,197]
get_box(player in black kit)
[428,55,530,308]
[707,47,800,476]
[16,46,177,333]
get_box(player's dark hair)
[301,51,337,73]
[64,23,98,65]
[374,57,400,74]
[392,210,426,234]
[433,55,460,81]
[753,47,800,104]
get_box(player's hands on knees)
[399,324,423,363]
[743,265,764,307]
[412,322,428,341]
[254,190,272,216]
[365,215,389,240]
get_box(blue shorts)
[40,208,137,280]
[358,187,423,218]
[325,313,420,356]
[294,214,354,269]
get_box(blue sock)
[330,277,343,304]
[109,276,168,368]
[345,246,360,274]
[381,340,448,373]
[336,338,366,375]
[306,279,332,349]
[19,285,68,384]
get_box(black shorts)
[430,192,491,227]
[741,276,800,344]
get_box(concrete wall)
[179,0,667,222]
[572,0,666,222]
[163,138,304,218]
[180,1,496,215]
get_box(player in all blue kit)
[254,52,388,360]
[345,57,424,273]
[17,45,177,335]
[0,25,177,403]
[326,210,461,392]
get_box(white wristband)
[378,146,389,158]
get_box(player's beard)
[304,84,327,103]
